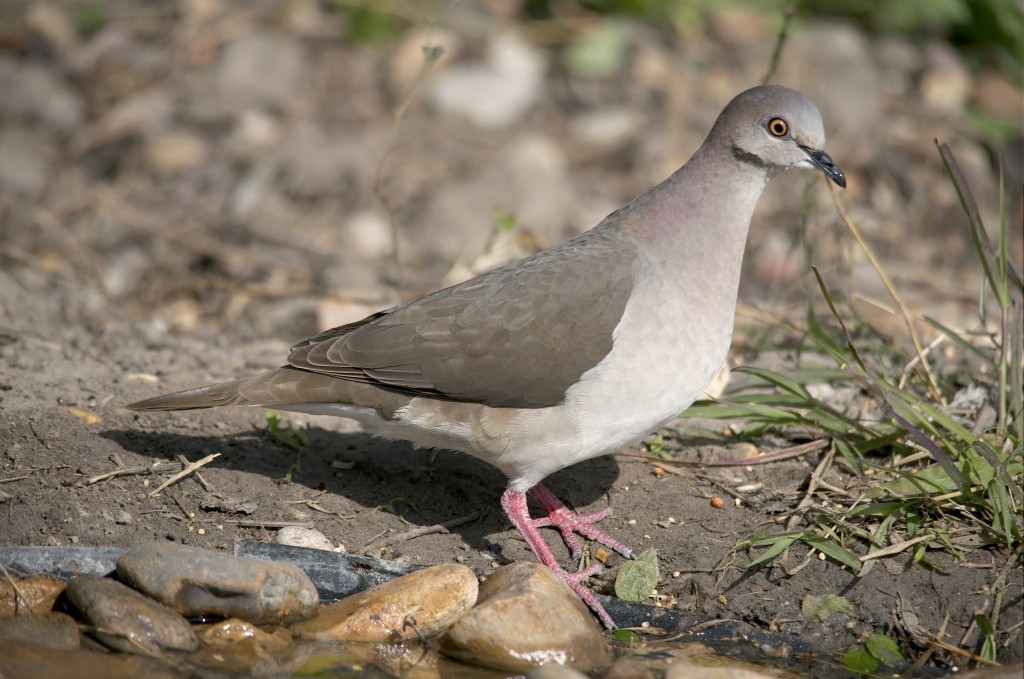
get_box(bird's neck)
[621,141,771,282]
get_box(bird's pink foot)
[500,485,635,629]
[528,483,636,562]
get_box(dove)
[129,84,845,628]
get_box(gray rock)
[0,57,83,131]
[439,562,611,673]
[0,612,79,650]
[218,31,305,107]
[66,575,198,654]
[0,131,50,197]
[116,542,318,623]
[276,526,335,551]
[429,31,547,128]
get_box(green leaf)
[802,534,861,571]
[611,628,643,643]
[843,645,878,675]
[563,20,630,79]
[614,548,659,602]
[746,533,800,568]
[864,633,905,665]
[801,594,854,622]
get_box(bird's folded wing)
[289,229,636,408]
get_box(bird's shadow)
[102,421,621,560]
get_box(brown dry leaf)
[66,407,102,425]
[0,574,66,617]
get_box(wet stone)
[439,563,611,674]
[290,563,478,643]
[66,575,198,655]
[664,659,778,679]
[603,657,654,679]
[0,639,182,679]
[189,619,311,678]
[528,664,594,679]
[116,542,318,623]
[0,612,79,650]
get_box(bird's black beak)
[801,146,846,188]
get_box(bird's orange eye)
[767,117,789,138]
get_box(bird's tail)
[125,366,403,414]
[126,379,253,411]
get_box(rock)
[26,3,80,57]
[570,108,642,150]
[429,31,547,128]
[276,526,336,551]
[439,563,611,673]
[71,89,173,154]
[0,612,79,650]
[418,133,571,267]
[143,130,208,174]
[218,31,306,107]
[0,640,181,679]
[777,22,883,167]
[65,575,198,654]
[343,210,394,261]
[528,665,594,679]
[603,657,653,679]
[198,617,293,650]
[226,109,282,161]
[190,618,311,678]
[920,41,971,116]
[0,574,66,617]
[117,543,319,623]
[290,563,477,642]
[955,664,1024,679]
[0,58,83,131]
[973,71,1024,122]
[664,662,777,679]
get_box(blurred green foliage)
[326,1,1021,80]
[543,0,1023,80]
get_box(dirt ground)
[0,1,1021,675]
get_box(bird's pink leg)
[528,483,636,561]
[501,486,635,629]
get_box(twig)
[168,492,195,522]
[0,563,28,614]
[231,520,313,529]
[178,454,212,492]
[373,2,454,266]
[899,333,946,390]
[0,476,29,484]
[762,2,796,85]
[87,461,181,484]
[826,183,944,403]
[361,512,479,554]
[621,438,830,467]
[148,453,220,497]
[785,444,836,531]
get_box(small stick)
[87,461,180,484]
[178,454,212,492]
[362,512,479,553]
[148,453,220,497]
[231,520,313,529]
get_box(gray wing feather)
[288,228,636,408]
